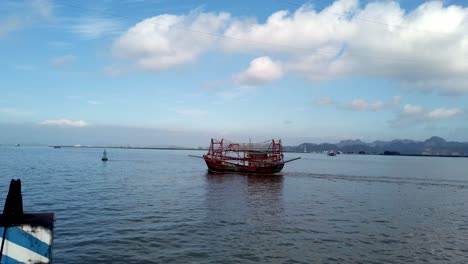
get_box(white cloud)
[427,108,463,119]
[347,98,384,111]
[103,65,129,77]
[316,97,335,106]
[65,96,102,105]
[70,17,122,39]
[0,16,22,37]
[50,55,77,68]
[28,0,53,19]
[48,41,72,49]
[0,108,16,113]
[112,10,230,72]
[317,96,400,111]
[109,1,468,93]
[392,96,401,105]
[0,0,53,37]
[87,100,100,105]
[201,79,228,93]
[14,64,36,71]
[234,56,283,86]
[40,119,89,127]
[0,107,34,116]
[223,1,358,53]
[174,108,208,117]
[403,104,425,115]
[392,104,464,126]
[223,0,468,93]
[202,77,264,101]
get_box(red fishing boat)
[192,139,300,174]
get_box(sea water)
[0,147,467,263]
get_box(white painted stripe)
[18,225,52,245]
[2,240,50,264]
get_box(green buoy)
[102,150,108,161]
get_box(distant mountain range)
[285,136,468,156]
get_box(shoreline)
[48,146,468,158]
[49,145,207,151]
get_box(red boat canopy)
[203,139,284,165]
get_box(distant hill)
[285,136,468,156]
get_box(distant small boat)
[101,150,108,161]
[327,151,336,156]
[53,146,61,149]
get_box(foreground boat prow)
[0,179,54,264]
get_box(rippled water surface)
[1,147,468,263]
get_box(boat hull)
[204,159,284,174]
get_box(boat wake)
[284,172,468,189]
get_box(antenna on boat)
[102,149,108,161]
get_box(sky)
[1,0,468,147]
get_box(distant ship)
[191,139,300,174]
[327,150,337,156]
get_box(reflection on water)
[205,172,284,226]
[203,173,289,263]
